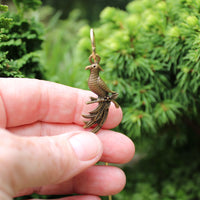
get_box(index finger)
[0,78,122,128]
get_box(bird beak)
[85,65,91,70]
[98,65,104,71]
[85,64,104,71]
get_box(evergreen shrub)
[76,0,200,199]
[78,0,200,140]
[0,0,45,78]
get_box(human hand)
[0,78,135,200]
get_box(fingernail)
[69,132,102,161]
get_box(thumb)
[0,129,102,197]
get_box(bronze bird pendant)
[82,63,119,133]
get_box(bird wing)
[97,77,115,94]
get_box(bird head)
[85,63,104,72]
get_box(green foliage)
[115,133,200,200]
[0,1,45,78]
[2,0,200,199]
[0,16,13,29]
[42,8,87,86]
[0,4,8,12]
[13,0,42,13]
[15,194,48,200]
[74,1,200,199]
[0,5,12,30]
[42,0,131,23]
[77,0,200,140]
[0,4,17,77]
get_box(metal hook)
[90,28,96,52]
[89,28,100,64]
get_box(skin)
[0,78,135,200]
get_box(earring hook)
[89,28,101,64]
[90,28,96,53]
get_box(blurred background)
[1,0,200,200]
[42,0,131,23]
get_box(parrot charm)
[82,29,119,133]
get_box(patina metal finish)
[83,29,119,133]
